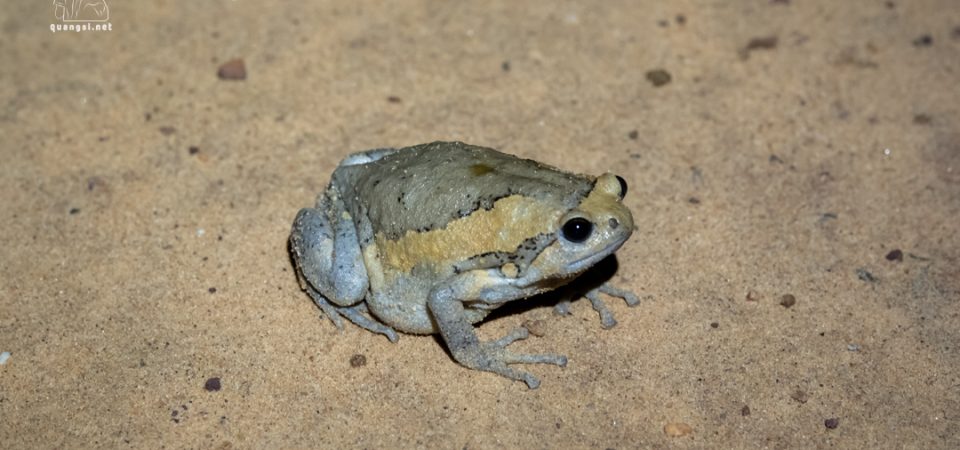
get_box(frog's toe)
[599,283,640,307]
[553,299,573,316]
[586,290,618,329]
[340,303,399,343]
[305,285,345,329]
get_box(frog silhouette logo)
[53,0,110,22]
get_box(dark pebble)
[501,61,511,72]
[387,96,402,103]
[824,417,839,429]
[885,249,903,262]
[208,287,217,293]
[741,405,751,416]
[913,114,932,125]
[856,268,878,283]
[912,34,933,47]
[204,377,221,392]
[188,146,200,155]
[710,322,719,328]
[779,294,796,308]
[69,207,81,215]
[158,126,176,135]
[217,59,247,80]
[628,130,639,140]
[645,69,672,87]
[350,354,367,367]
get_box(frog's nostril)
[609,218,619,229]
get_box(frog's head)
[527,173,634,281]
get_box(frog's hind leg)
[290,201,369,306]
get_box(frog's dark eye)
[615,175,628,200]
[561,217,593,243]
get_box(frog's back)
[334,141,593,240]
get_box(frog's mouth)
[565,239,625,274]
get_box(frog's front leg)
[427,273,567,389]
[290,189,398,342]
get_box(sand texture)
[2,0,959,448]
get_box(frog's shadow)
[430,254,624,349]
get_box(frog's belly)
[366,278,492,335]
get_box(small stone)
[522,319,548,337]
[217,58,247,80]
[628,130,639,140]
[824,417,840,429]
[847,343,861,352]
[741,405,751,416]
[912,34,933,47]
[204,377,222,392]
[885,249,903,262]
[69,207,81,215]
[710,322,719,329]
[349,354,367,367]
[208,287,217,294]
[856,268,878,283]
[188,146,200,155]
[645,69,672,87]
[779,294,796,308]
[387,96,402,103]
[663,422,693,437]
[746,290,760,302]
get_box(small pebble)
[856,268,878,283]
[349,354,367,367]
[745,290,760,302]
[628,130,639,140]
[663,422,693,437]
[204,377,222,392]
[912,34,933,47]
[0,351,10,365]
[847,343,861,352]
[522,319,548,337]
[740,405,751,416]
[885,249,903,262]
[208,287,217,294]
[779,294,796,308]
[824,417,840,429]
[645,69,672,87]
[217,58,247,80]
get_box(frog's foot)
[465,327,567,389]
[585,283,641,329]
[340,303,399,343]
[305,284,399,342]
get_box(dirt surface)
[2,1,959,448]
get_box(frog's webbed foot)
[555,283,640,329]
[304,283,399,342]
[467,327,567,389]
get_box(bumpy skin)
[290,141,639,388]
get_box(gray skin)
[290,141,639,388]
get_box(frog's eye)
[615,175,628,200]
[561,217,593,243]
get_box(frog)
[289,141,639,388]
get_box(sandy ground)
[2,0,959,448]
